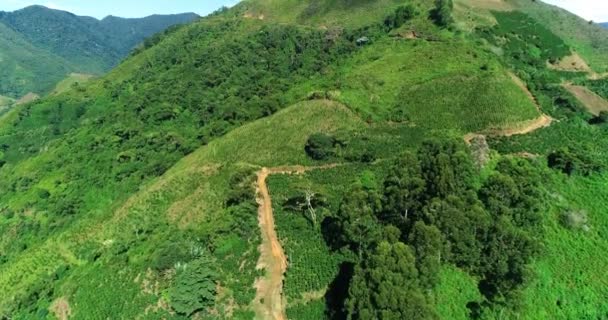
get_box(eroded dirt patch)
[563,83,608,116]
[50,297,72,320]
[548,53,592,73]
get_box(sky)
[541,0,607,22]
[0,1,606,22]
[0,0,239,19]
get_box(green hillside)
[0,5,198,98]
[1,0,608,319]
[0,21,74,98]
[508,0,608,73]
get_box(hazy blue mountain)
[0,5,198,97]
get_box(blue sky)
[0,0,239,19]
[0,1,606,22]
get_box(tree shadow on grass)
[324,261,354,320]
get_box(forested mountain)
[1,0,608,319]
[0,5,198,98]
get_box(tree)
[418,139,475,199]
[305,133,336,160]
[423,194,490,271]
[346,241,438,320]
[492,158,545,229]
[381,152,426,231]
[478,218,538,304]
[479,173,520,218]
[384,5,417,30]
[335,184,382,258]
[409,222,443,289]
[433,0,454,27]
[548,146,603,176]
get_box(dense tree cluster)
[326,139,547,318]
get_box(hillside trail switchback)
[252,164,340,320]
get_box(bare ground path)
[252,164,340,320]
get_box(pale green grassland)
[336,38,539,131]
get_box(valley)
[0,5,198,98]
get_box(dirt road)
[252,165,340,320]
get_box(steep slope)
[0,20,74,98]
[0,5,198,97]
[506,0,608,72]
[1,0,608,319]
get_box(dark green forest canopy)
[326,139,547,319]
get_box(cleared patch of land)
[51,73,95,96]
[548,53,592,73]
[15,92,40,106]
[563,83,608,115]
[454,0,514,30]
[50,297,71,320]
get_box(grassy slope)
[446,3,608,318]
[0,96,14,115]
[0,100,363,318]
[336,37,538,130]
[509,0,608,73]
[235,0,431,29]
[50,73,95,96]
[485,120,608,319]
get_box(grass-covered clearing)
[336,38,539,131]
[51,73,95,96]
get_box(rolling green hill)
[0,5,198,98]
[1,0,608,319]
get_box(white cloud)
[543,0,608,22]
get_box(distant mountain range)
[0,5,198,98]
[601,22,608,28]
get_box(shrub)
[559,210,590,231]
[151,243,192,271]
[305,133,337,160]
[548,147,603,176]
[170,257,218,316]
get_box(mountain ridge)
[0,5,199,98]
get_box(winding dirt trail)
[252,164,340,320]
